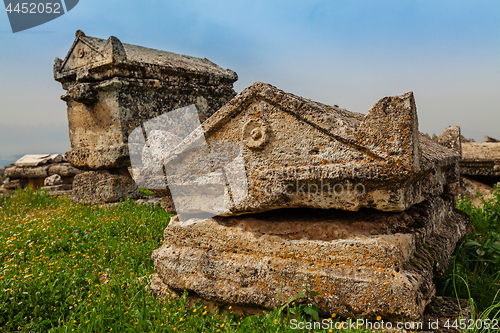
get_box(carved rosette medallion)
[242,120,269,149]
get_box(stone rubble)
[0,154,80,196]
[44,174,63,186]
[450,176,496,207]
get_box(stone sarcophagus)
[2,154,80,194]
[55,30,237,170]
[54,30,237,203]
[147,83,468,321]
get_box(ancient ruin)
[0,154,80,196]
[146,83,468,320]
[49,30,471,321]
[54,30,238,203]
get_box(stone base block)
[72,168,141,203]
[152,194,468,321]
[64,144,130,170]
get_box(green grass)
[3,185,499,332]
[436,184,500,320]
[139,188,155,196]
[0,188,369,332]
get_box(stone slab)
[48,163,82,177]
[42,184,72,191]
[4,165,49,179]
[460,142,500,177]
[45,190,72,197]
[152,194,468,321]
[14,154,63,167]
[71,168,141,203]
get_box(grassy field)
[437,185,500,319]
[0,186,499,332]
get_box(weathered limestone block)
[5,165,50,179]
[152,194,468,320]
[72,169,141,203]
[48,163,82,177]
[54,30,238,170]
[437,126,461,157]
[461,142,500,178]
[143,83,460,217]
[44,174,63,186]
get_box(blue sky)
[0,0,499,166]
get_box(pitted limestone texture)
[72,169,141,204]
[149,83,468,320]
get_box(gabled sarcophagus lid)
[131,82,461,217]
[54,30,237,87]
